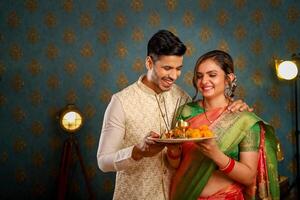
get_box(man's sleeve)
[97,95,141,172]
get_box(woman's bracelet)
[219,157,235,174]
[219,157,231,170]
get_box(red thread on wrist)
[219,158,235,174]
[167,149,181,160]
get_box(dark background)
[1,0,300,199]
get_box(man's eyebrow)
[161,65,183,68]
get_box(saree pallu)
[170,107,279,200]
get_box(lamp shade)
[59,105,83,133]
[275,60,298,80]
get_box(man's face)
[145,55,184,93]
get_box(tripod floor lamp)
[275,54,299,195]
[57,104,94,200]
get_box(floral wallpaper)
[0,0,300,199]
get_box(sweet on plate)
[161,120,214,139]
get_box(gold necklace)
[203,99,229,124]
[204,109,214,124]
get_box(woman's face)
[195,58,227,99]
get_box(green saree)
[170,102,280,200]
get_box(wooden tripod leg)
[73,139,95,200]
[57,138,73,200]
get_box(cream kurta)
[97,75,189,200]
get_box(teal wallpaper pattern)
[0,0,300,199]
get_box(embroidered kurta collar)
[136,75,168,97]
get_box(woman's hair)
[147,30,186,61]
[192,50,235,101]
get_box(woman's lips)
[202,86,213,91]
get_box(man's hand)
[227,99,254,112]
[132,131,165,161]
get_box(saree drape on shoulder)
[170,103,280,200]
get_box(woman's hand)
[132,131,165,160]
[166,144,182,158]
[227,99,254,112]
[197,138,259,186]
[196,138,220,159]
[166,144,182,168]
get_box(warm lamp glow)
[59,105,83,133]
[275,60,298,80]
[57,105,92,199]
[274,54,300,192]
[276,139,284,162]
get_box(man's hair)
[147,30,186,60]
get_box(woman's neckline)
[198,99,229,111]
[201,99,230,124]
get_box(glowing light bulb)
[61,110,83,132]
[277,61,298,80]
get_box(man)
[97,30,250,200]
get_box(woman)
[167,50,279,199]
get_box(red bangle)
[219,158,235,174]
[219,158,231,170]
[167,149,181,160]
